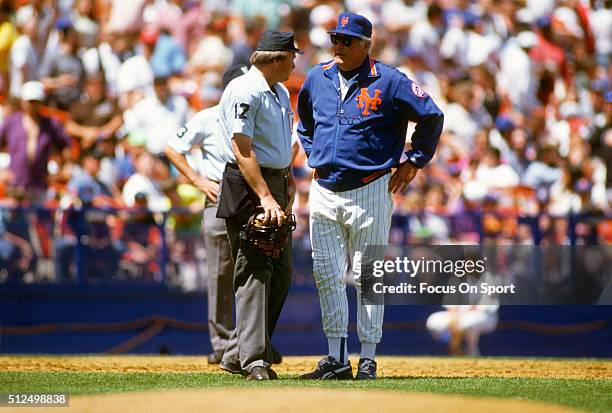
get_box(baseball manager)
[297,12,444,380]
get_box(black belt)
[226,163,290,177]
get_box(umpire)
[216,31,301,380]
[165,65,251,365]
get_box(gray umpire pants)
[219,168,292,373]
[203,202,235,353]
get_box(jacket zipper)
[332,82,342,177]
[332,76,359,178]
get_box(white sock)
[360,343,376,361]
[328,337,348,364]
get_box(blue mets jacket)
[297,57,444,192]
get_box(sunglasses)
[330,35,355,47]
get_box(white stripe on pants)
[309,175,393,344]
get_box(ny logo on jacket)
[356,88,382,116]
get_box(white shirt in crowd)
[409,19,441,71]
[82,42,122,97]
[443,103,480,149]
[497,40,538,112]
[9,35,39,98]
[475,163,520,190]
[590,6,612,57]
[122,173,168,212]
[116,55,154,96]
[122,95,181,156]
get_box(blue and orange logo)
[356,88,382,116]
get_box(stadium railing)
[0,205,609,287]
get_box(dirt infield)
[2,355,611,379]
[3,356,610,413]
[5,388,586,413]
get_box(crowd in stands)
[0,0,610,284]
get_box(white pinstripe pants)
[309,175,393,344]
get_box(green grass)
[1,372,611,412]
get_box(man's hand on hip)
[193,176,219,203]
[389,161,418,193]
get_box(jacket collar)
[322,56,380,81]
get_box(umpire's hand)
[260,194,286,226]
[389,161,418,193]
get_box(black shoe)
[267,367,278,380]
[271,347,283,364]
[300,356,353,380]
[220,359,244,376]
[355,358,377,380]
[245,366,269,381]
[207,350,224,365]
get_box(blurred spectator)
[231,15,266,67]
[590,0,611,67]
[106,0,147,35]
[0,81,72,204]
[148,28,187,78]
[409,3,444,72]
[498,31,539,112]
[173,1,207,55]
[523,145,563,192]
[154,75,191,129]
[39,18,86,111]
[188,12,233,76]
[54,179,122,283]
[443,79,487,149]
[116,35,153,100]
[475,147,520,190]
[0,2,17,96]
[440,11,501,69]
[120,77,181,155]
[9,6,40,99]
[0,204,33,283]
[143,0,183,37]
[72,0,99,49]
[406,186,450,243]
[231,0,286,29]
[66,144,114,206]
[122,151,169,212]
[81,28,125,98]
[530,16,570,88]
[68,74,123,145]
[119,191,163,281]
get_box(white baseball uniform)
[309,174,393,344]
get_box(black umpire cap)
[256,30,303,54]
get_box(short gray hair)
[360,39,371,52]
[250,50,293,66]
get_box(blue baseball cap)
[328,12,372,40]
